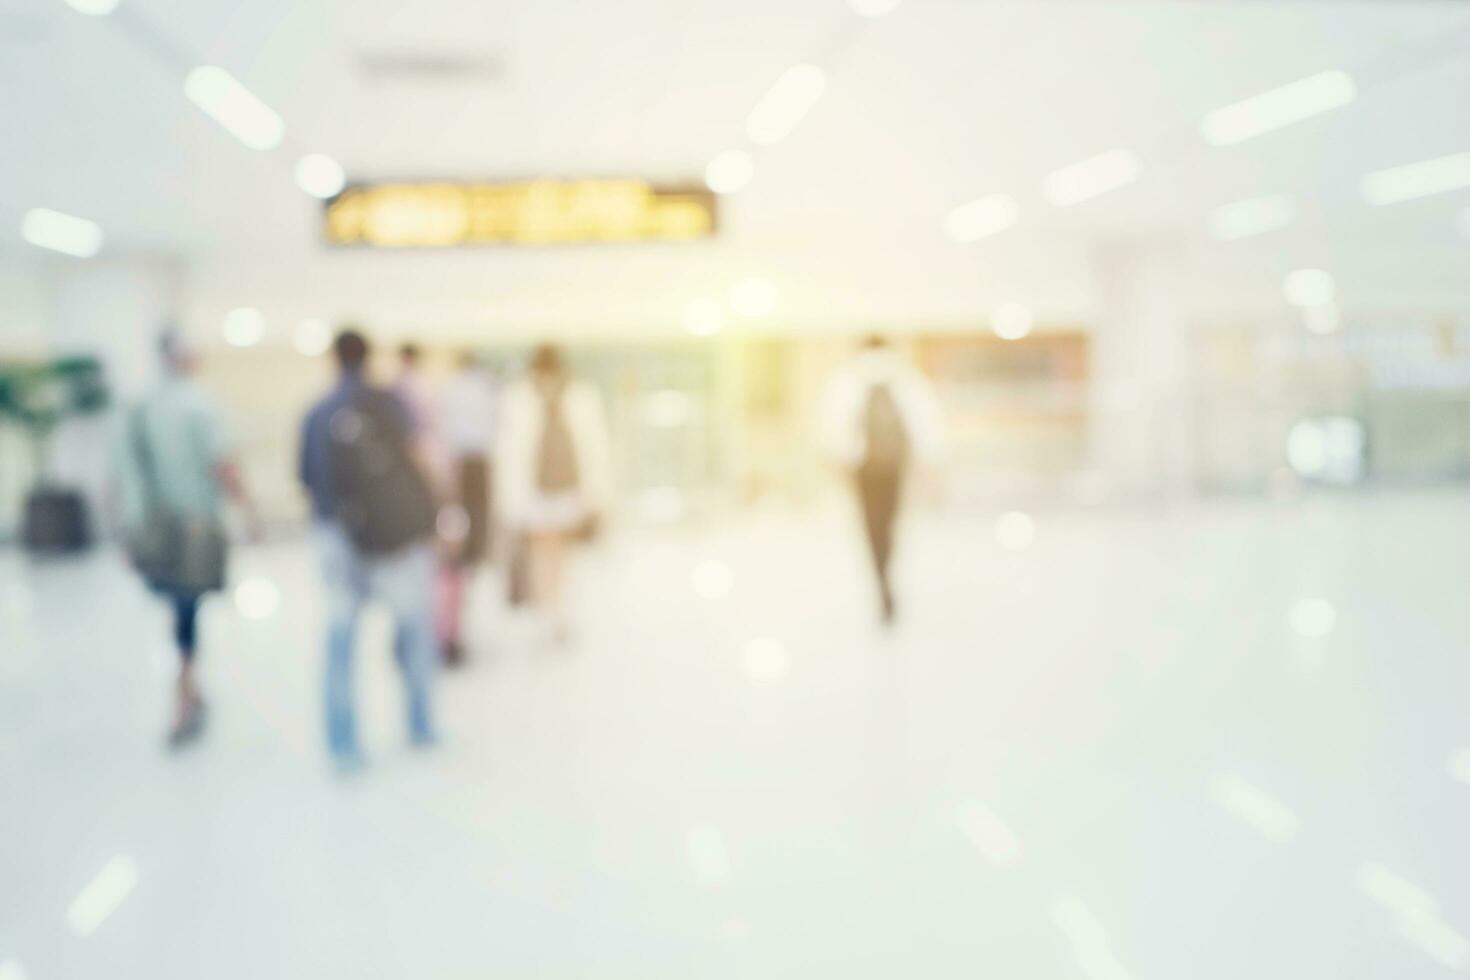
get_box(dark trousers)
[457,455,492,566]
[856,462,904,618]
[170,594,203,661]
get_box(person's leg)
[437,562,466,666]
[317,524,366,763]
[530,530,569,643]
[372,542,438,746]
[857,466,902,621]
[169,593,204,741]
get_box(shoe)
[166,697,207,750]
[442,641,465,668]
[331,751,367,776]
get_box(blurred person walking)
[819,336,943,624]
[300,329,440,770]
[114,330,258,748]
[393,342,435,434]
[496,345,610,647]
[435,350,498,666]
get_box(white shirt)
[817,349,945,467]
[439,367,497,459]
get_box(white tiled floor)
[4,490,1470,979]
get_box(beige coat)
[494,378,612,528]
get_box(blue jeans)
[315,522,437,760]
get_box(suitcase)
[23,487,92,554]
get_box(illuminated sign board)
[323,179,717,247]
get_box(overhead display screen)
[323,179,717,247]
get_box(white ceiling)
[3,0,1470,334]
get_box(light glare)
[1043,150,1140,207]
[850,0,903,15]
[1288,598,1336,638]
[955,802,1024,867]
[1208,195,1298,241]
[683,298,723,337]
[995,511,1035,551]
[295,153,346,199]
[1209,773,1300,842]
[691,559,735,600]
[67,855,139,937]
[992,302,1033,340]
[1201,70,1357,146]
[747,64,827,146]
[946,194,1019,243]
[704,150,754,195]
[1362,153,1470,207]
[686,825,731,884]
[293,318,332,356]
[1448,748,1470,787]
[1282,269,1335,308]
[61,0,119,14]
[184,65,285,151]
[741,637,789,685]
[21,208,103,258]
[222,307,266,348]
[234,577,280,619]
[729,278,778,318]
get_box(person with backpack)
[495,344,610,647]
[113,329,259,748]
[819,336,944,624]
[299,328,440,770]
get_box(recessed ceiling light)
[946,195,1019,243]
[741,637,789,685]
[691,559,735,599]
[295,154,346,199]
[1283,269,1335,308]
[995,511,1035,551]
[729,278,777,318]
[1302,304,1342,335]
[1200,70,1356,147]
[293,318,332,356]
[1362,153,1470,207]
[850,0,903,15]
[705,150,754,195]
[61,0,119,14]
[1288,598,1336,638]
[222,307,266,347]
[747,64,827,146]
[21,208,102,258]
[992,303,1033,340]
[683,298,723,336]
[184,65,284,151]
[1208,195,1298,241]
[1042,150,1140,207]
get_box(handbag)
[126,406,227,595]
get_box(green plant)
[0,357,109,488]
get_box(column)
[1088,240,1196,499]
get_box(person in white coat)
[818,336,944,624]
[495,344,611,644]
